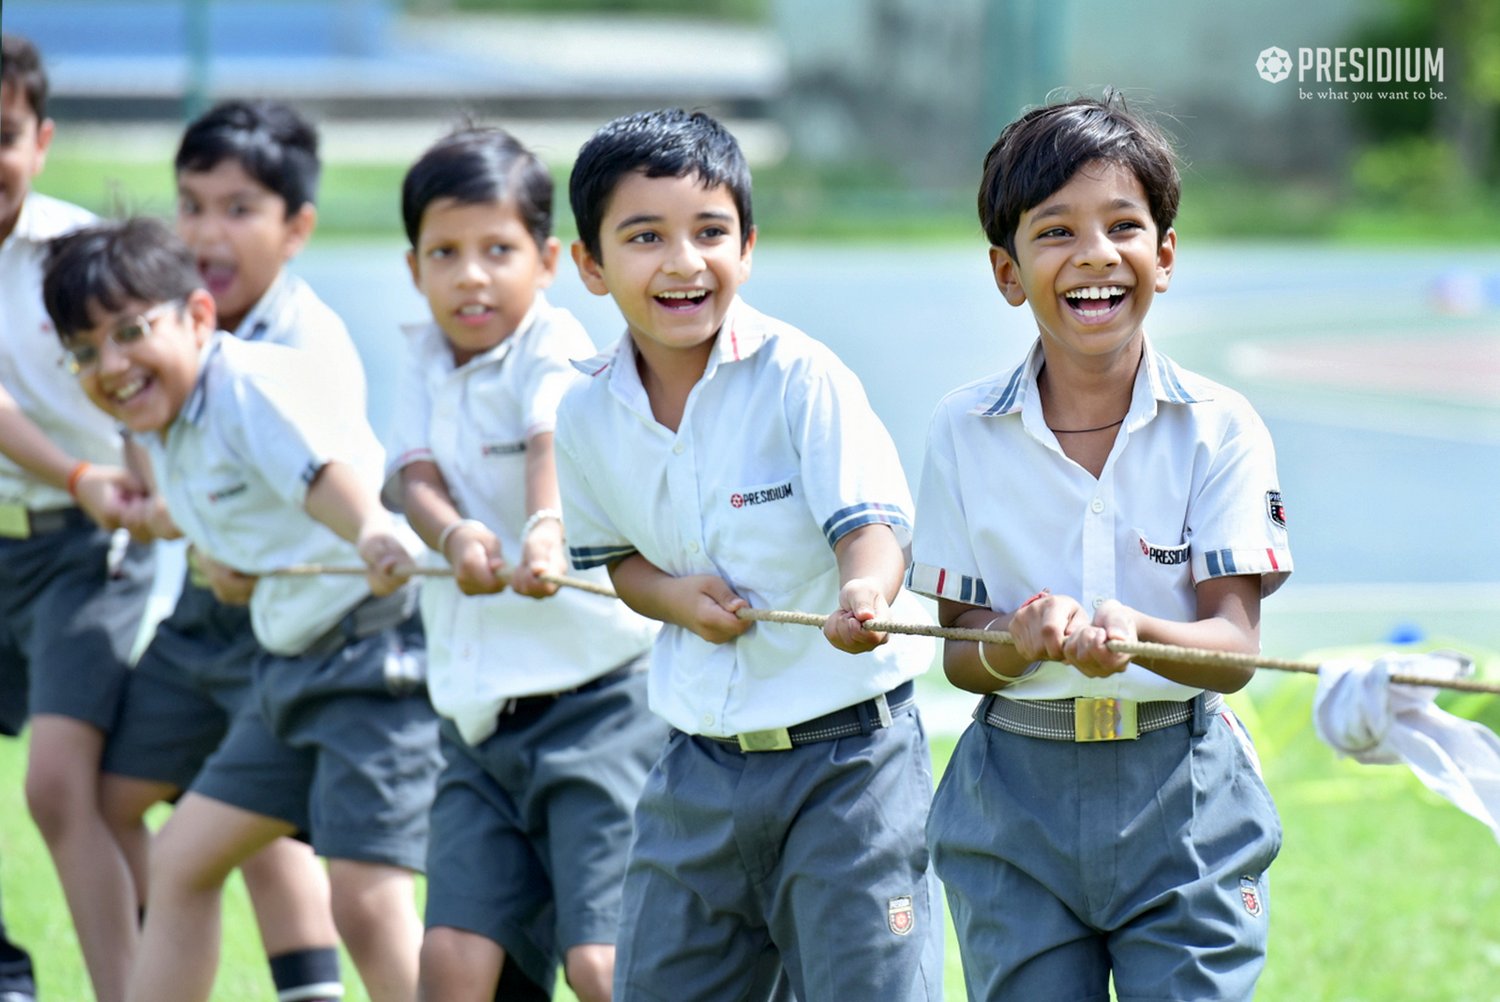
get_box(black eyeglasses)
[63,300,182,375]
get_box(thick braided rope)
[270,565,1500,695]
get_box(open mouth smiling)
[1063,285,1128,319]
[654,289,709,311]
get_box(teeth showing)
[457,304,490,316]
[656,290,708,302]
[112,378,146,402]
[1064,286,1126,300]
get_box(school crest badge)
[1265,490,1287,529]
[1239,876,1264,917]
[887,895,914,936]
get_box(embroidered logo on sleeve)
[887,895,915,936]
[1265,490,1288,528]
[728,480,794,510]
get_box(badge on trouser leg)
[887,894,915,936]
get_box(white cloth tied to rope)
[1314,652,1500,844]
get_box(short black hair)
[43,217,202,341]
[2,34,48,122]
[569,108,752,262]
[175,99,321,216]
[979,93,1180,258]
[401,126,553,251]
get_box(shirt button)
[673,442,685,455]
[687,541,700,553]
[1090,498,1105,514]
[1093,597,1106,609]
[701,713,715,727]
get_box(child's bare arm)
[1065,575,1261,692]
[824,523,903,654]
[306,460,413,596]
[938,591,1087,693]
[401,459,505,595]
[608,553,751,645]
[510,431,566,599]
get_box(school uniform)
[555,298,943,1002]
[103,271,367,789]
[386,298,664,988]
[146,332,439,869]
[0,193,153,734]
[909,337,1291,1002]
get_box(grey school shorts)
[930,696,1282,1002]
[425,657,665,992]
[103,579,260,788]
[614,697,944,1002]
[192,613,441,871]
[0,512,152,734]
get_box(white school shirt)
[384,298,658,746]
[554,298,933,738]
[909,337,1292,703]
[0,194,123,508]
[147,333,418,656]
[233,269,368,414]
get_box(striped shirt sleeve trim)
[907,563,990,607]
[568,544,638,569]
[1195,546,1292,580]
[820,502,912,548]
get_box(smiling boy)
[555,108,942,1001]
[909,95,1291,1001]
[96,99,363,1002]
[43,216,440,1002]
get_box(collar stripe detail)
[982,363,1029,416]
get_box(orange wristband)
[65,461,92,498]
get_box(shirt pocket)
[455,438,528,533]
[710,473,822,599]
[1134,527,1193,590]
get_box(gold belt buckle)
[737,727,793,752]
[0,504,30,540]
[1074,698,1139,741]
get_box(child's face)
[64,289,215,435]
[0,82,53,242]
[406,197,560,366]
[176,159,314,333]
[992,159,1174,366]
[572,171,754,366]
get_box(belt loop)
[1190,692,1210,737]
[855,695,876,736]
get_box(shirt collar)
[570,296,769,381]
[402,297,543,372]
[970,335,1209,419]
[234,270,292,341]
[178,332,229,429]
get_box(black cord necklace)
[1046,415,1126,434]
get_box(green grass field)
[2,653,1498,1000]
